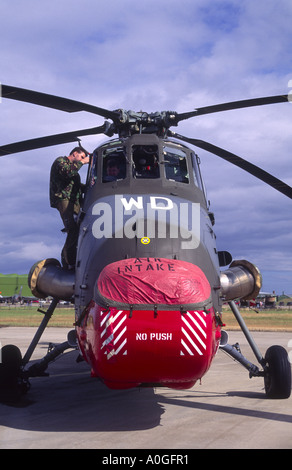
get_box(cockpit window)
[163,146,189,184]
[102,147,127,183]
[132,145,159,179]
[191,153,204,190]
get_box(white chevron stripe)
[115,338,127,355]
[181,315,206,349]
[181,327,203,355]
[113,314,127,334]
[186,312,207,338]
[100,310,111,327]
[112,310,124,322]
[181,339,194,355]
[101,333,114,349]
[180,311,208,356]
[114,326,127,345]
[100,310,127,357]
[194,310,207,327]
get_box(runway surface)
[0,327,291,449]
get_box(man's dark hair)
[69,147,87,155]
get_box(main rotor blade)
[0,125,107,156]
[169,131,292,199]
[176,94,289,122]
[1,84,119,121]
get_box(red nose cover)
[96,257,211,308]
[80,258,217,389]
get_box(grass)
[0,304,75,328]
[221,306,292,331]
[0,273,31,297]
[0,303,292,331]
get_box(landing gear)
[220,301,291,399]
[0,298,77,403]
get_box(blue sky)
[0,0,292,295]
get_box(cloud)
[0,240,61,262]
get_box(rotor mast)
[108,109,179,138]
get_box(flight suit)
[50,156,84,268]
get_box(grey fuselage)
[74,134,222,318]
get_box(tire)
[0,344,23,402]
[264,345,291,399]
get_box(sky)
[0,0,292,295]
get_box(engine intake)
[220,260,262,301]
[28,258,75,300]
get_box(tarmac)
[0,327,291,450]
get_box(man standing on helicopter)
[50,147,90,268]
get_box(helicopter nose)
[79,257,217,390]
[75,257,220,390]
[95,257,212,309]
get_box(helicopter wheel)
[0,344,29,402]
[264,345,291,399]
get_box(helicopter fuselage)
[74,134,223,389]
[2,85,291,400]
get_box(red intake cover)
[96,257,211,308]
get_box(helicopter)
[0,84,291,401]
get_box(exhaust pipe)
[220,260,262,301]
[28,258,75,300]
[219,329,229,347]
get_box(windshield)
[163,146,189,184]
[132,145,159,179]
[102,147,127,183]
